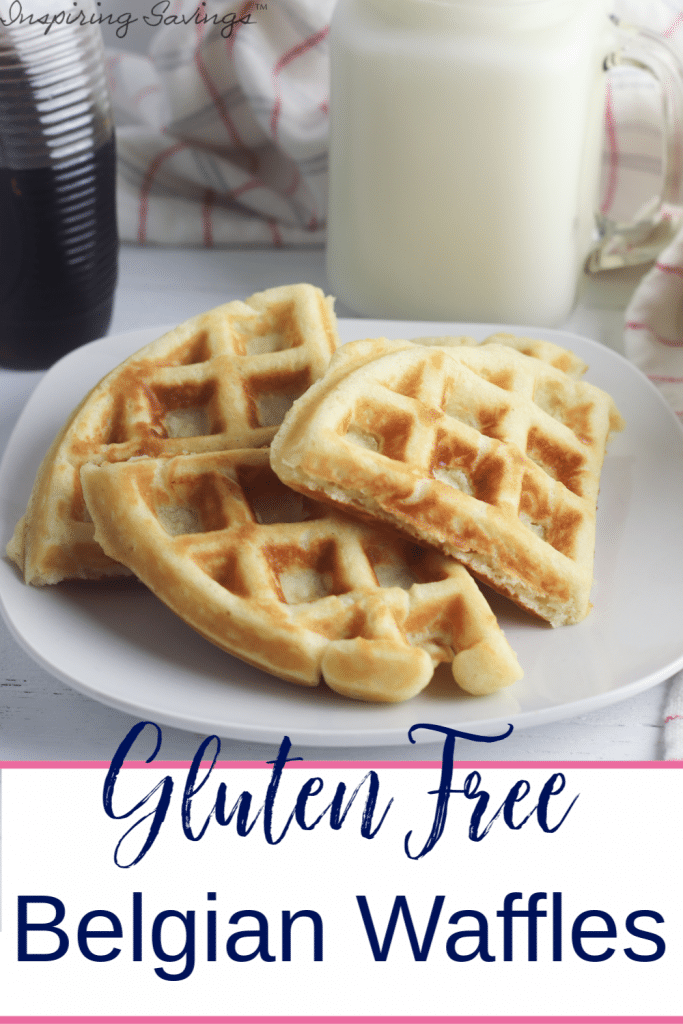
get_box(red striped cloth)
[614,1,683,757]
[106,0,683,258]
[107,0,683,254]
[105,0,333,246]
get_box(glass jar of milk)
[326,0,683,326]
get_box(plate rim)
[2,318,683,747]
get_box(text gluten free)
[102,721,578,867]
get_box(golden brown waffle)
[80,448,522,702]
[413,331,589,378]
[270,337,625,627]
[8,284,339,585]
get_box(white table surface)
[0,245,672,762]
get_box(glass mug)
[326,0,683,326]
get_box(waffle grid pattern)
[342,346,604,560]
[8,285,338,584]
[271,339,625,625]
[80,449,522,702]
[86,293,337,467]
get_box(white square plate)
[2,319,683,746]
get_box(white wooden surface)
[0,245,672,761]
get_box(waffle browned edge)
[79,447,523,703]
[7,283,339,586]
[270,337,625,629]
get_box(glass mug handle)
[586,15,683,273]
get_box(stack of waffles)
[8,283,339,586]
[271,335,625,628]
[6,284,624,703]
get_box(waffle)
[270,337,625,627]
[7,284,339,585]
[79,448,522,702]
[413,331,589,378]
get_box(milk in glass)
[326,0,611,325]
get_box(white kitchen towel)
[106,0,683,250]
[618,0,683,419]
[106,0,683,251]
[625,225,683,760]
[106,0,334,245]
[615,4,683,758]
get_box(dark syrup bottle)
[0,4,119,370]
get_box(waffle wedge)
[7,284,338,585]
[413,331,589,378]
[270,337,625,627]
[80,448,522,702]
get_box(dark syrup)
[0,134,119,369]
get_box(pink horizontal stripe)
[655,261,683,276]
[625,320,683,347]
[0,1017,681,1023]
[0,761,679,769]
[648,374,683,382]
